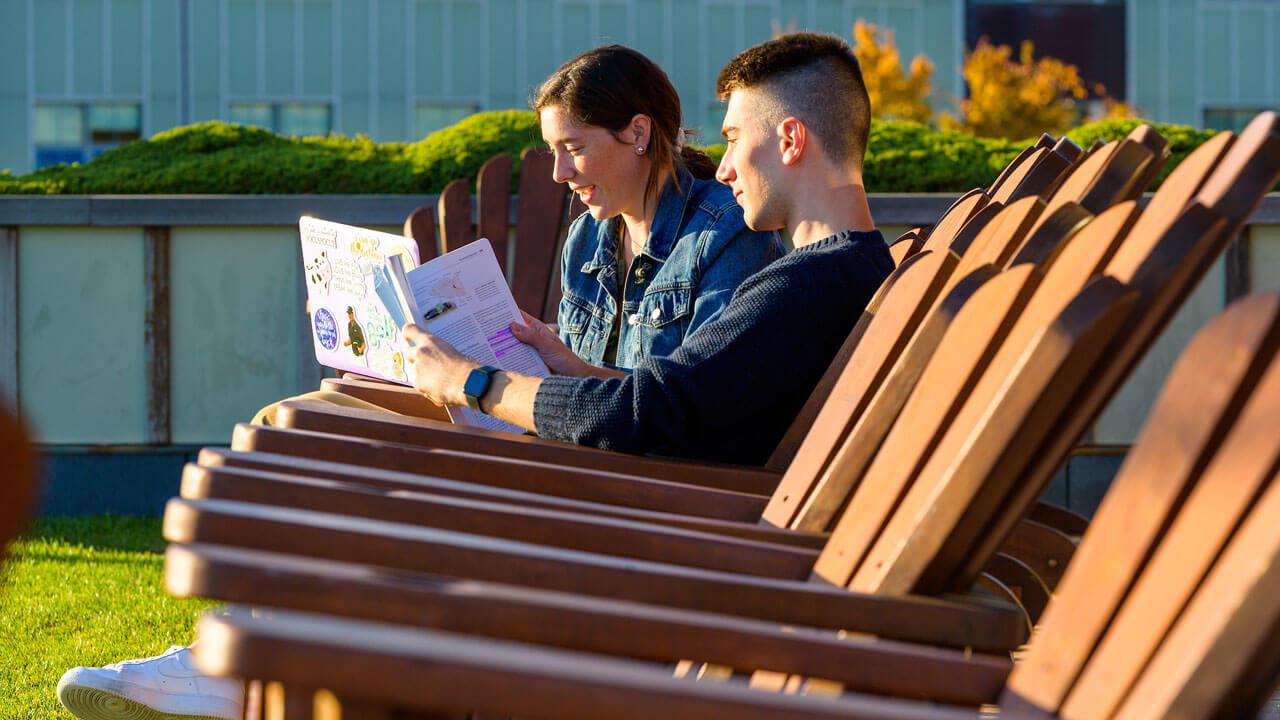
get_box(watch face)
[464,366,494,411]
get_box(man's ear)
[777,117,806,166]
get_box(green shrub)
[0,113,1224,195]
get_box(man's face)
[716,89,787,231]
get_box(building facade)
[0,0,1276,174]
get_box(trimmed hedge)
[0,111,1223,195]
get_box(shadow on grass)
[20,516,167,554]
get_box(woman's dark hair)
[534,45,717,208]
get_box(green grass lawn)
[0,516,220,719]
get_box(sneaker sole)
[59,685,231,720]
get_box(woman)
[55,45,781,720]
[512,44,783,377]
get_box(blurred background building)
[1,0,1276,175]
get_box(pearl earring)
[635,145,645,155]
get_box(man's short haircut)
[716,32,871,169]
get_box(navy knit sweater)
[532,229,894,465]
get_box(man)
[407,31,891,465]
[343,305,367,356]
[55,32,892,720]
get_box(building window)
[1204,108,1268,133]
[33,103,141,169]
[228,102,332,137]
[415,104,478,138]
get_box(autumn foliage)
[852,21,934,124]
[940,38,1088,138]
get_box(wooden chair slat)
[1060,303,1280,718]
[997,149,1072,205]
[855,276,1137,597]
[1051,136,1083,164]
[921,189,989,254]
[193,610,981,720]
[811,265,1042,584]
[167,544,1010,706]
[946,199,1005,256]
[198,448,823,549]
[232,423,769,521]
[997,518,1076,591]
[1122,124,1172,201]
[1004,201,1095,270]
[787,264,997,533]
[475,152,513,277]
[982,552,1050,625]
[888,235,923,267]
[947,196,1044,289]
[270,402,779,496]
[400,205,439,263]
[317,378,450,421]
[762,251,957,527]
[181,463,818,579]
[511,147,568,316]
[1026,501,1089,537]
[165,497,1024,651]
[437,178,474,253]
[950,126,1254,589]
[1076,139,1157,212]
[988,148,1050,205]
[1003,291,1280,712]
[987,146,1038,198]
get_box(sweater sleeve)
[532,238,887,462]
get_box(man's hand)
[402,324,480,406]
[509,311,595,377]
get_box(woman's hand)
[402,324,480,406]
[510,310,596,377]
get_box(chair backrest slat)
[921,189,989,254]
[1002,291,1280,712]
[401,206,439,263]
[948,196,1044,286]
[1064,301,1280,718]
[437,178,474,253]
[856,276,1137,596]
[781,264,997,532]
[476,153,513,277]
[511,147,569,318]
[949,126,1254,588]
[811,265,1041,585]
[1,408,37,562]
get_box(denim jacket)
[558,166,784,370]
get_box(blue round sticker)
[314,307,339,351]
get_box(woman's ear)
[627,113,653,150]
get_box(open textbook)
[299,216,547,433]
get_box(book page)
[404,238,549,433]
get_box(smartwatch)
[463,365,500,412]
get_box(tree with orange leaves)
[941,38,1088,139]
[851,20,934,124]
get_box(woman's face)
[540,105,650,221]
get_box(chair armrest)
[194,609,987,719]
[230,424,769,522]
[318,377,451,421]
[170,544,1008,706]
[163,497,1027,652]
[275,399,782,496]
[181,462,818,579]
[198,447,826,550]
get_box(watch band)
[463,365,500,412]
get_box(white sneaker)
[56,645,244,720]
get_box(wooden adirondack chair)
[179,126,1227,614]
[401,147,573,322]
[183,117,1280,638]
[272,125,1161,488]
[201,126,1188,527]
[176,288,1280,719]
